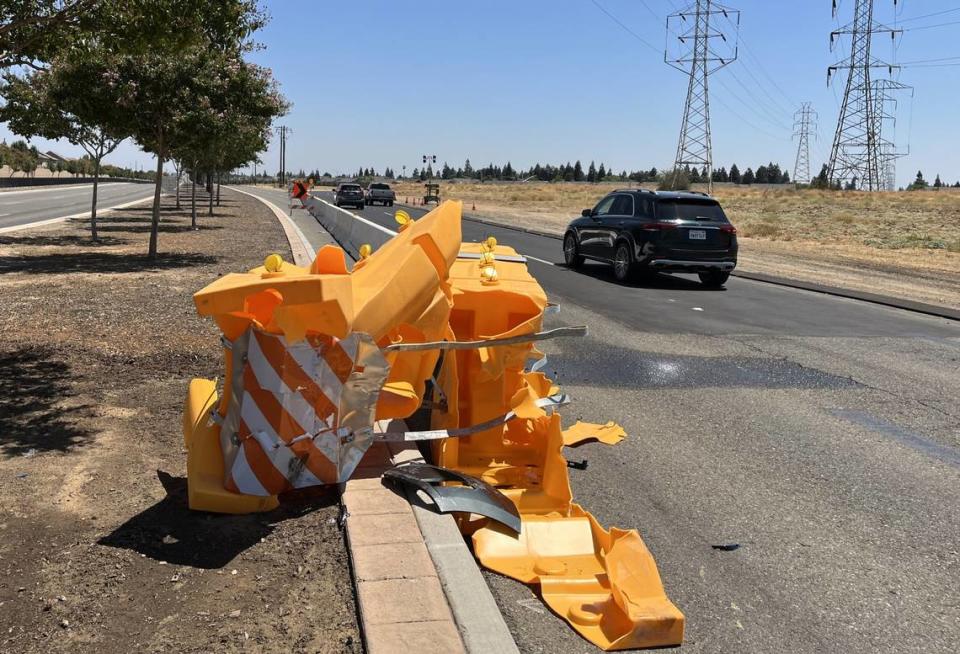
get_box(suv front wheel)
[698,270,730,288]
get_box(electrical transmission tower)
[792,103,818,185]
[665,1,739,192]
[827,0,902,191]
[872,78,912,191]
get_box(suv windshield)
[341,185,361,191]
[657,201,728,222]
[369,183,389,190]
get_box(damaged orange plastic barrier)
[181,199,683,649]
[183,202,462,512]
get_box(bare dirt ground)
[0,189,360,653]
[392,181,960,309]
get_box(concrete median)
[300,193,394,260]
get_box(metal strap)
[457,251,528,263]
[382,326,587,352]
[375,393,570,442]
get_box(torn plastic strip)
[383,463,522,533]
[220,335,234,350]
[382,326,587,352]
[544,302,560,316]
[375,393,569,442]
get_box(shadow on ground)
[564,262,724,291]
[0,344,95,457]
[0,234,128,247]
[0,251,218,274]
[99,471,340,569]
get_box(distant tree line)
[347,159,794,185]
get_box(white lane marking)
[0,182,137,197]
[311,195,396,236]
[524,255,555,266]
[692,307,704,311]
[383,211,392,216]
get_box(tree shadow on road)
[99,471,339,569]
[0,344,95,458]
[0,251,218,274]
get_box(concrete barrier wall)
[301,194,394,261]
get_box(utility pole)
[275,125,291,187]
[792,103,818,185]
[666,1,739,193]
[827,0,902,191]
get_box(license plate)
[688,230,707,240]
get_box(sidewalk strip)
[227,186,315,266]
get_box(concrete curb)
[385,443,520,654]
[226,186,315,266]
[732,270,959,321]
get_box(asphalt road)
[242,186,960,654]
[0,182,156,231]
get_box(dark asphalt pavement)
[242,186,960,654]
[0,182,156,231]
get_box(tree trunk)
[176,168,181,210]
[216,171,221,206]
[90,158,101,242]
[148,147,164,258]
[191,168,197,229]
[208,171,214,216]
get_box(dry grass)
[392,180,960,308]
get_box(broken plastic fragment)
[562,421,627,447]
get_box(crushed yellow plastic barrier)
[562,420,627,447]
[182,199,683,649]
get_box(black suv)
[334,183,365,209]
[563,190,737,287]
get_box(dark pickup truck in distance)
[365,183,396,207]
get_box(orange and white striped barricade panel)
[219,327,390,496]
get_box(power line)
[898,55,960,65]
[718,12,798,111]
[896,7,960,24]
[901,19,960,32]
[588,0,660,54]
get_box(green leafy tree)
[587,161,596,183]
[729,163,741,184]
[2,65,125,240]
[908,170,928,191]
[1,1,266,71]
[742,167,755,185]
[573,160,584,182]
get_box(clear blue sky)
[4,0,959,187]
